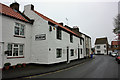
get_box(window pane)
[14,44,18,47]
[15,27,19,35]
[57,28,62,40]
[19,45,23,55]
[20,25,24,35]
[70,34,73,43]
[13,48,18,56]
[7,44,12,56]
[71,49,74,56]
[15,23,20,26]
[56,49,62,58]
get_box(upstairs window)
[70,34,73,43]
[56,27,62,40]
[80,38,82,45]
[96,46,100,49]
[81,49,82,54]
[14,23,25,36]
[104,45,106,48]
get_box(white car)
[111,52,118,57]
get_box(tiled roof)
[0,3,29,22]
[95,37,108,44]
[34,10,79,37]
[111,41,120,45]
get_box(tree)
[113,14,120,34]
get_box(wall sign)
[35,34,46,40]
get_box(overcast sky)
[1,0,119,47]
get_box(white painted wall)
[0,15,2,42]
[95,44,107,55]
[24,4,84,64]
[24,5,50,64]
[0,43,2,68]
[2,15,32,66]
[0,15,2,68]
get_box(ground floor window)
[70,49,74,56]
[56,48,62,58]
[7,43,24,57]
[97,50,101,54]
[81,49,83,54]
[104,50,106,53]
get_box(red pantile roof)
[95,37,108,44]
[111,41,120,45]
[0,3,29,22]
[34,10,79,37]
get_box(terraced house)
[0,2,91,68]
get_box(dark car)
[116,56,120,64]
[116,53,120,64]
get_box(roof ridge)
[33,10,80,37]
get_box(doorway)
[78,48,80,59]
[67,47,69,63]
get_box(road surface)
[27,55,119,78]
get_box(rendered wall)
[2,16,32,66]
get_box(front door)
[78,48,80,59]
[67,47,69,63]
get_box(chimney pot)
[59,22,63,26]
[10,2,19,11]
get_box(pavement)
[2,57,93,79]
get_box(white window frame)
[56,48,62,58]
[14,22,25,37]
[7,43,24,58]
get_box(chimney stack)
[72,26,79,32]
[10,2,19,11]
[59,22,63,26]
[24,4,34,11]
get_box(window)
[14,23,25,36]
[56,48,62,58]
[49,26,52,31]
[104,50,106,53]
[81,49,82,54]
[96,46,100,49]
[70,34,73,43]
[104,45,106,48]
[7,44,12,56]
[80,38,82,45]
[56,27,62,40]
[97,51,101,54]
[7,43,24,57]
[70,49,74,56]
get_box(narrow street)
[28,55,119,78]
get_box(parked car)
[116,56,120,64]
[115,53,120,64]
[111,52,118,57]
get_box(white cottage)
[24,4,84,64]
[94,37,108,55]
[0,2,91,68]
[0,2,33,68]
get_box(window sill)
[7,56,24,59]
[14,35,25,38]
